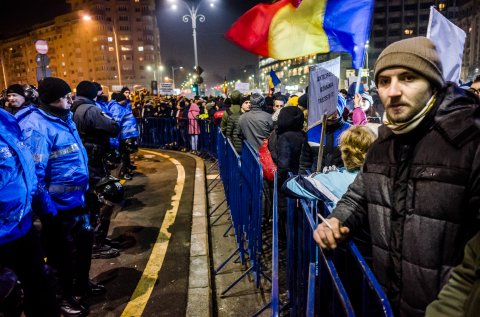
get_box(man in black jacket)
[71,81,121,294]
[313,37,480,317]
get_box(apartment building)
[0,0,161,92]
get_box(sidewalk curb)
[181,152,211,317]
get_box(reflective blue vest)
[17,107,89,215]
[108,100,140,140]
[0,108,37,245]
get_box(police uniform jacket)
[17,107,89,215]
[108,100,140,140]
[0,109,37,245]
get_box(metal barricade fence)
[285,195,393,317]
[286,196,354,317]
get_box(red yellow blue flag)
[225,0,374,69]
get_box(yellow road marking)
[121,149,185,317]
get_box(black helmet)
[122,138,138,154]
[95,175,124,204]
[104,149,121,170]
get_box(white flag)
[427,6,466,83]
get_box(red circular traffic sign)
[35,40,48,54]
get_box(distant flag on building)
[269,69,281,89]
[223,77,228,94]
[427,6,466,83]
[225,0,374,69]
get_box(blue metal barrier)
[214,138,246,274]
[220,140,267,296]
[285,182,393,317]
[286,197,354,317]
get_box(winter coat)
[238,106,273,151]
[351,107,367,125]
[224,105,243,154]
[330,85,480,317]
[188,103,200,135]
[95,100,120,150]
[17,107,89,215]
[72,97,120,150]
[426,232,480,317]
[0,109,37,245]
[109,100,140,140]
[299,119,351,173]
[276,130,306,185]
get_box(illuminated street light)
[169,0,215,68]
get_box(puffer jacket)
[109,100,140,140]
[0,109,37,245]
[224,105,243,154]
[17,107,89,215]
[96,100,120,150]
[330,85,480,317]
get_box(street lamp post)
[147,65,157,81]
[171,66,183,89]
[170,0,213,68]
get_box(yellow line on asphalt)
[121,149,186,317]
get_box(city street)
[87,150,196,316]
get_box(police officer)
[0,107,59,316]
[71,81,121,259]
[17,77,93,317]
[3,84,38,117]
[109,91,140,180]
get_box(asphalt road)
[86,150,196,317]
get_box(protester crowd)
[1,36,480,317]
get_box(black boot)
[92,244,120,259]
[58,296,88,317]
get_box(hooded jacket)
[330,84,480,317]
[17,106,89,215]
[0,109,37,245]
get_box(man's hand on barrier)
[313,217,349,250]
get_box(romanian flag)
[269,69,281,89]
[226,0,374,69]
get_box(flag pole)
[315,114,328,173]
[355,68,362,94]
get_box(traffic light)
[194,66,204,85]
[192,83,199,95]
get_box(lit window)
[138,46,144,52]
[120,36,130,41]
[120,45,132,51]
[108,37,113,42]
[109,47,114,51]
[438,3,446,11]
[404,29,413,35]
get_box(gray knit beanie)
[250,93,265,107]
[374,37,444,89]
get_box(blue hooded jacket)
[108,100,139,140]
[0,108,37,245]
[17,107,89,215]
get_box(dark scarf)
[40,103,70,121]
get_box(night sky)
[0,0,263,86]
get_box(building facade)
[457,0,480,81]
[0,0,161,93]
